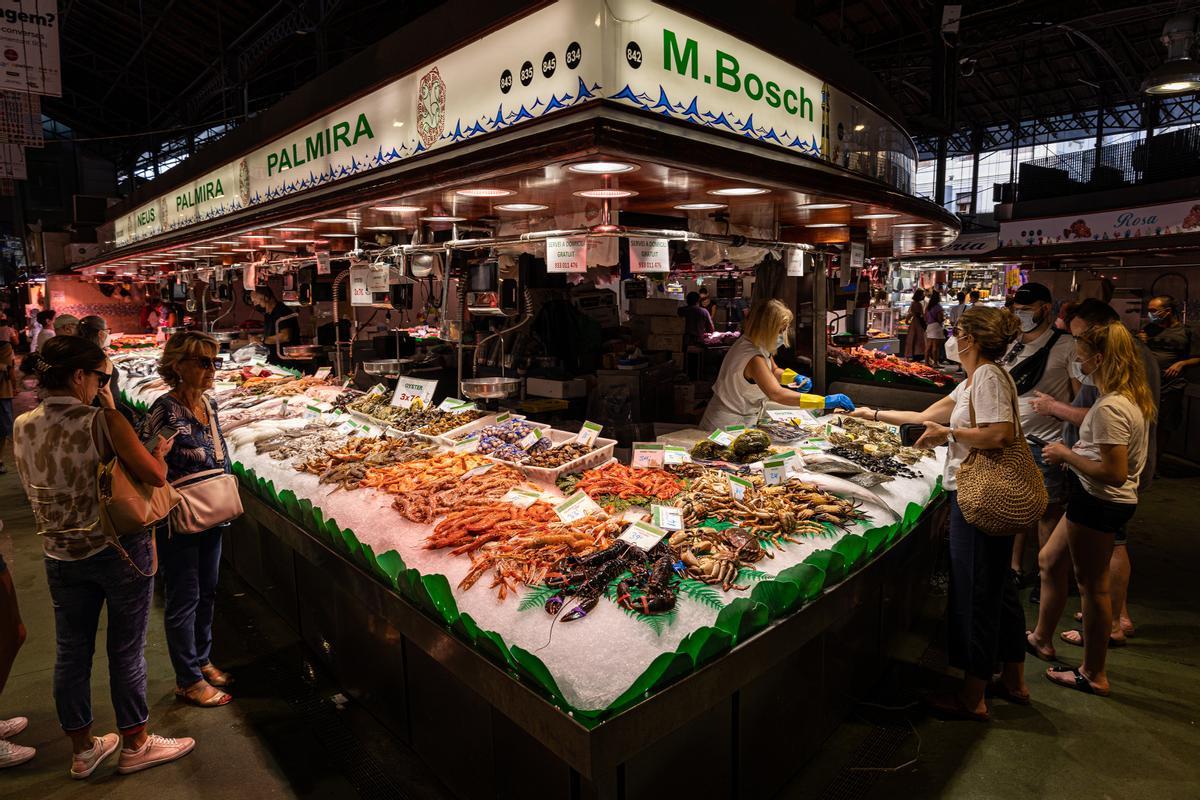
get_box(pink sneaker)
[116,734,195,774]
[70,733,120,779]
[0,716,28,739]
[0,738,36,769]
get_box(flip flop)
[174,685,233,707]
[1045,666,1110,697]
[986,680,1032,706]
[1025,631,1057,662]
[1059,629,1127,648]
[923,692,990,722]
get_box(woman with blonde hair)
[700,299,853,429]
[851,306,1029,720]
[1029,322,1154,697]
[141,331,235,707]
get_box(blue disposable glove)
[792,374,813,392]
[824,393,855,412]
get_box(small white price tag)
[774,449,803,473]
[213,381,237,391]
[358,423,380,438]
[651,505,684,531]
[336,421,359,436]
[516,428,544,450]
[438,397,476,413]
[767,409,810,421]
[313,367,332,381]
[708,429,735,447]
[500,488,543,508]
[631,443,665,469]
[461,463,495,480]
[763,459,787,486]
[316,252,331,275]
[366,384,386,398]
[494,412,512,424]
[575,420,603,446]
[554,490,605,523]
[663,445,691,465]
[392,376,438,409]
[619,520,668,550]
[303,404,323,421]
[453,436,480,454]
[727,474,753,500]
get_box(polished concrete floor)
[1,409,1198,798]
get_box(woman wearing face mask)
[850,307,1029,719]
[700,299,854,430]
[1027,323,1154,697]
[77,316,126,417]
[12,337,196,777]
[903,288,927,361]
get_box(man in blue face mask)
[1029,299,1160,640]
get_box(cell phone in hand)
[146,429,179,452]
[1025,434,1047,447]
[900,424,925,447]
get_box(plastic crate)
[433,413,551,447]
[487,428,618,484]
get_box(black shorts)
[1065,475,1136,534]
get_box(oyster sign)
[416,67,446,148]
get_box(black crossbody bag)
[1008,328,1066,395]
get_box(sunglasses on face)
[88,369,112,388]
[186,357,219,370]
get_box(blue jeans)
[44,532,154,735]
[947,492,1026,681]
[157,526,222,687]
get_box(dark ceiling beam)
[98,0,182,105]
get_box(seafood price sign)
[555,490,605,524]
[619,520,668,551]
[391,377,438,409]
[631,443,666,469]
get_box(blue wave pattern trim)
[609,84,821,156]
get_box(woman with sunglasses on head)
[13,336,195,778]
[849,306,1029,720]
[1028,322,1154,697]
[141,332,234,708]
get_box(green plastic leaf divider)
[677,626,734,668]
[832,533,867,572]
[714,597,770,645]
[373,550,406,589]
[452,613,515,671]
[803,549,847,587]
[863,526,890,558]
[419,573,461,625]
[605,650,693,715]
[509,646,568,708]
[775,563,826,602]
[750,578,804,618]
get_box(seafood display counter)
[114,350,947,800]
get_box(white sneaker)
[116,734,195,774]
[0,738,36,769]
[0,716,28,738]
[70,733,119,779]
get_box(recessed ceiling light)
[805,223,846,228]
[212,240,240,245]
[363,226,405,231]
[456,188,515,197]
[675,202,728,210]
[567,161,638,174]
[708,187,769,196]
[323,232,358,238]
[372,205,425,213]
[855,213,900,219]
[315,217,357,224]
[573,189,637,198]
[274,226,311,232]
[853,124,866,132]
[798,202,850,210]
[420,215,468,222]
[496,203,549,212]
[260,244,289,249]
[239,233,272,239]
[284,238,317,243]
[893,222,929,228]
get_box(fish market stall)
[116,349,945,799]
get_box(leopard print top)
[13,396,111,560]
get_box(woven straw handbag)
[956,365,1048,536]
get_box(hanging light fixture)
[1141,13,1200,95]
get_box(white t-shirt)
[1002,327,1075,443]
[944,363,1016,491]
[1072,393,1147,504]
[700,336,773,430]
[33,327,55,353]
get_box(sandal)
[1025,631,1056,662]
[986,680,1032,706]
[1059,629,1126,648]
[1045,666,1110,697]
[201,664,234,687]
[174,681,232,707]
[923,692,990,722]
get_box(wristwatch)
[947,428,956,444]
